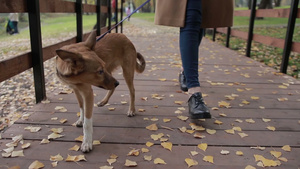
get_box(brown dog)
[56,31,146,152]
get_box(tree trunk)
[258,0,273,9]
[100,0,108,27]
[274,0,281,7]
[248,0,252,9]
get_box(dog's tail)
[135,52,146,73]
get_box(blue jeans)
[180,0,203,89]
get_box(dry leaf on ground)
[124,159,137,167]
[198,143,208,152]
[154,158,167,165]
[282,145,291,152]
[161,142,172,151]
[185,158,198,168]
[146,124,158,131]
[29,160,44,169]
[203,156,214,164]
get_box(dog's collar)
[56,68,73,78]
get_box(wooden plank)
[39,0,75,13]
[0,0,27,13]
[0,53,32,82]
[256,8,291,18]
[2,124,300,147]
[253,34,285,49]
[27,103,300,119]
[0,141,299,169]
[233,10,250,17]
[16,111,300,131]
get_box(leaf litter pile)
[1,18,300,168]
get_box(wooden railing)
[212,0,299,74]
[0,0,123,103]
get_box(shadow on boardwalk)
[1,18,300,169]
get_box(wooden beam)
[0,0,26,13]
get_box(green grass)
[0,14,97,41]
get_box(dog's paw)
[127,110,135,117]
[97,100,108,107]
[75,120,83,127]
[81,142,93,153]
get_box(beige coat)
[155,0,234,28]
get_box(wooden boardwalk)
[1,29,300,168]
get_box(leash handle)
[96,0,151,41]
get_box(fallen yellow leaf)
[75,135,83,142]
[163,118,171,123]
[178,126,187,133]
[29,160,44,169]
[107,158,116,165]
[206,129,216,135]
[270,151,282,158]
[177,115,189,121]
[225,129,235,135]
[144,155,152,161]
[141,148,149,153]
[146,124,158,131]
[174,101,185,105]
[214,120,223,125]
[48,133,64,140]
[266,126,276,131]
[218,101,231,108]
[245,119,255,124]
[69,145,80,151]
[185,158,198,168]
[281,145,291,152]
[236,151,244,156]
[194,132,206,139]
[238,132,248,138]
[124,159,137,167]
[146,141,154,147]
[262,118,271,122]
[220,150,230,155]
[154,158,167,165]
[245,165,256,169]
[50,154,64,161]
[93,140,101,145]
[161,142,172,151]
[197,143,208,152]
[251,96,260,100]
[190,151,199,156]
[21,142,31,149]
[40,139,50,144]
[11,150,24,157]
[203,155,214,163]
[127,149,140,156]
[99,166,113,169]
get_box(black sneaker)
[188,92,211,119]
[179,71,188,92]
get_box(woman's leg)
[180,0,202,90]
[179,0,211,119]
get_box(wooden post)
[280,0,299,73]
[226,27,231,48]
[121,0,124,33]
[115,0,118,33]
[108,0,111,32]
[96,0,101,36]
[246,0,257,57]
[212,28,216,41]
[27,0,46,103]
[76,0,83,42]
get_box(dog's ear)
[85,30,96,50]
[56,49,85,75]
[56,49,83,61]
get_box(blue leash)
[96,0,151,41]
